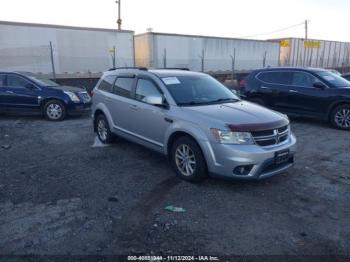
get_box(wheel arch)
[327,100,350,121]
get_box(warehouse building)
[134,32,281,73]
[0,20,135,78]
[271,37,350,70]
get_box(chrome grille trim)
[252,125,290,147]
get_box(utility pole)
[201,49,205,72]
[230,48,236,87]
[116,0,122,30]
[305,19,308,40]
[49,41,56,80]
[163,48,167,68]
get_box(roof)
[149,69,206,78]
[0,20,134,34]
[135,32,279,44]
[253,67,328,72]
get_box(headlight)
[210,128,254,145]
[64,91,80,103]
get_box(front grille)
[78,92,91,103]
[252,125,289,147]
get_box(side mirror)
[144,94,164,106]
[313,82,326,89]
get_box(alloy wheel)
[175,144,196,177]
[97,119,108,141]
[335,108,350,128]
[47,104,63,120]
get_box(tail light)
[90,88,95,97]
[239,79,247,88]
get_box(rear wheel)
[170,136,207,182]
[330,105,350,130]
[95,114,114,143]
[44,100,66,121]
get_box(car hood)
[181,101,289,131]
[46,85,85,92]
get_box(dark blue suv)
[0,72,91,121]
[242,67,350,130]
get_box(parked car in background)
[342,73,350,81]
[92,67,296,182]
[242,67,350,130]
[0,72,91,121]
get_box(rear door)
[0,74,6,110]
[2,74,41,111]
[255,71,292,110]
[109,75,136,132]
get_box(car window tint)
[135,79,161,102]
[257,72,292,85]
[0,75,5,87]
[7,75,31,87]
[113,77,134,98]
[98,75,116,92]
[292,72,318,87]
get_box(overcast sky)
[2,0,349,41]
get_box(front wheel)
[44,100,66,121]
[170,136,207,182]
[330,105,350,130]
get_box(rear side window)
[113,77,134,98]
[7,75,31,88]
[292,72,318,87]
[0,75,5,87]
[135,79,162,102]
[98,75,116,92]
[257,72,292,85]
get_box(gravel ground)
[0,114,349,257]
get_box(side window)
[7,75,31,88]
[98,75,116,92]
[0,75,5,87]
[257,72,292,85]
[135,79,162,102]
[113,77,134,98]
[292,72,318,87]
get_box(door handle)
[130,104,139,111]
[6,90,14,94]
[260,86,269,89]
[289,89,299,93]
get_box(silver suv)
[92,68,296,182]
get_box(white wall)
[0,22,134,75]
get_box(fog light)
[233,165,253,176]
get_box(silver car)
[92,68,296,182]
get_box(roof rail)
[108,67,148,71]
[157,67,190,71]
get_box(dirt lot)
[0,114,349,257]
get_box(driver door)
[128,77,171,148]
[2,74,41,111]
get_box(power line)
[239,22,306,38]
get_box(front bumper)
[67,102,92,115]
[200,134,297,180]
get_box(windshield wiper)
[209,98,240,103]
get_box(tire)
[170,136,207,182]
[330,105,350,130]
[95,114,114,143]
[249,97,265,106]
[44,100,66,121]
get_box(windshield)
[316,71,350,87]
[27,76,59,87]
[161,75,239,106]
